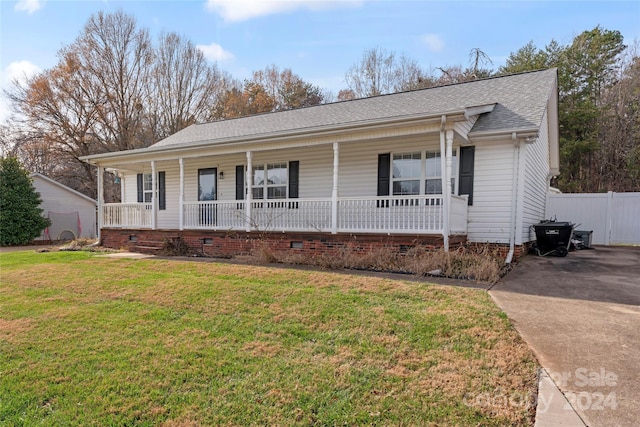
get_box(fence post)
[605,191,613,246]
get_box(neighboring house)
[81,69,559,261]
[30,173,97,241]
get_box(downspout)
[439,115,449,251]
[506,133,521,264]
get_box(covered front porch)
[91,110,479,251]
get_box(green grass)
[0,251,537,426]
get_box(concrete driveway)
[490,246,640,427]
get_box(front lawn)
[0,251,537,426]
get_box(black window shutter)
[158,171,166,210]
[377,153,391,196]
[459,146,475,205]
[236,165,245,200]
[137,173,143,203]
[288,161,299,199]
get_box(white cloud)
[14,0,44,14]
[204,0,363,22]
[421,34,444,53]
[197,42,235,62]
[0,60,41,123]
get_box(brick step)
[134,245,163,254]
[136,240,165,246]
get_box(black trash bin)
[532,221,575,257]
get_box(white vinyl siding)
[466,141,514,244]
[520,109,551,244]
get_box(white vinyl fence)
[546,192,640,245]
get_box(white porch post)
[97,165,104,241]
[439,117,449,251]
[151,160,157,230]
[119,174,125,203]
[245,151,253,232]
[331,142,339,234]
[445,129,454,207]
[444,130,454,249]
[179,158,184,231]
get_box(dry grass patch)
[254,242,507,283]
[1,251,537,426]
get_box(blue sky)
[1,0,639,121]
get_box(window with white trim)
[392,152,421,195]
[143,173,153,202]
[251,163,288,199]
[391,149,457,195]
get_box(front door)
[198,168,217,226]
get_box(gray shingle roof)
[152,69,557,148]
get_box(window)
[392,152,421,195]
[252,162,288,199]
[386,150,457,196]
[143,173,153,202]
[425,150,457,195]
[137,172,165,210]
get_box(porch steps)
[133,240,165,254]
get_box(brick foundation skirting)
[100,228,530,261]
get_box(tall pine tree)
[0,157,50,246]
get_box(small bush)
[160,237,191,256]
[253,241,279,263]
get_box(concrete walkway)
[490,246,640,427]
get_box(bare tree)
[251,65,324,110]
[147,32,224,140]
[394,54,434,91]
[336,89,356,101]
[70,10,154,151]
[344,47,433,98]
[598,44,640,191]
[5,10,154,198]
[344,47,396,98]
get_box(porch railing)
[184,200,246,230]
[183,196,445,233]
[249,199,332,232]
[102,203,152,228]
[338,195,444,233]
[103,195,467,235]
